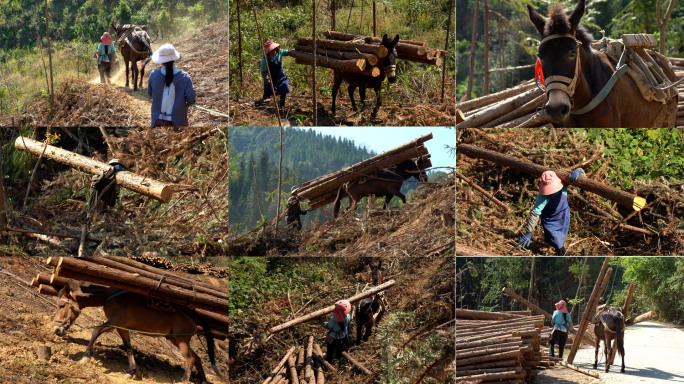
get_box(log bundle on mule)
[667,57,684,128]
[322,31,448,66]
[293,37,387,77]
[14,136,174,202]
[33,257,228,339]
[295,133,433,210]
[456,309,552,383]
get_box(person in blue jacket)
[259,39,290,109]
[320,300,351,363]
[96,32,116,84]
[518,168,585,255]
[148,43,196,126]
[549,300,572,358]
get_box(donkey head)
[371,261,383,286]
[380,34,400,83]
[53,283,82,336]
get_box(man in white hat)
[285,186,307,230]
[147,43,196,126]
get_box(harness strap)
[124,36,148,56]
[571,46,629,115]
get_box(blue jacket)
[147,67,196,127]
[325,314,350,339]
[532,185,570,249]
[551,310,572,331]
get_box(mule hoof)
[123,374,133,380]
[621,368,625,373]
[79,356,91,365]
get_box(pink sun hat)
[333,300,351,321]
[539,170,563,195]
[555,300,568,314]
[101,32,113,45]
[264,40,280,54]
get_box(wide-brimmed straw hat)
[555,300,568,314]
[101,32,113,45]
[333,300,351,322]
[264,40,280,54]
[152,43,180,64]
[539,170,563,195]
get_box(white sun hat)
[152,43,180,64]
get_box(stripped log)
[270,280,395,333]
[457,88,543,128]
[297,37,388,58]
[501,288,552,319]
[457,144,646,211]
[456,80,535,113]
[14,137,173,203]
[456,308,526,321]
[290,50,372,75]
[313,344,337,372]
[293,44,378,66]
[625,310,657,326]
[263,347,296,384]
[342,352,374,376]
[455,171,510,212]
[456,370,526,381]
[287,353,299,384]
[559,362,600,378]
[305,336,314,380]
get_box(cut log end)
[633,196,646,211]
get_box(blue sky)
[295,127,455,170]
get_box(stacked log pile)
[30,257,228,340]
[668,57,684,127]
[456,309,549,383]
[294,134,433,211]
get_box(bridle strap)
[538,34,581,98]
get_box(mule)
[527,0,677,127]
[332,157,428,218]
[331,34,400,117]
[593,302,625,373]
[111,24,153,90]
[53,283,221,383]
[355,261,386,345]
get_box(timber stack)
[667,57,684,128]
[456,309,552,383]
[30,257,228,340]
[294,133,433,211]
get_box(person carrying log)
[89,159,126,216]
[95,32,116,84]
[286,187,307,230]
[549,300,573,358]
[319,300,351,364]
[518,168,585,255]
[258,39,290,109]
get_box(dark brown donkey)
[331,34,400,117]
[53,283,221,383]
[355,262,386,345]
[593,302,626,373]
[111,24,152,90]
[527,0,678,127]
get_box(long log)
[294,44,378,66]
[402,54,443,66]
[49,257,228,314]
[457,88,543,128]
[297,37,387,58]
[313,344,336,372]
[455,350,521,366]
[290,50,368,74]
[341,352,373,376]
[559,362,600,378]
[568,190,656,236]
[483,94,546,128]
[456,366,522,377]
[625,310,657,326]
[501,288,552,319]
[455,171,510,212]
[322,30,428,55]
[305,336,314,379]
[457,370,526,381]
[456,308,526,321]
[3,227,103,243]
[14,137,173,203]
[269,280,395,334]
[566,257,611,364]
[456,144,646,211]
[263,347,295,384]
[456,80,535,113]
[287,353,299,384]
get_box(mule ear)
[391,34,400,46]
[568,0,585,33]
[527,4,546,36]
[66,280,82,296]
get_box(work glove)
[569,168,586,182]
[518,233,532,248]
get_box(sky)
[295,127,455,170]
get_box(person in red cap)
[259,39,290,109]
[549,299,572,358]
[96,32,117,83]
[320,299,351,363]
[518,168,585,255]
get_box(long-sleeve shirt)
[97,43,116,62]
[260,49,290,74]
[325,314,350,339]
[551,310,572,331]
[147,67,196,127]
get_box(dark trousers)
[549,329,568,357]
[325,336,349,363]
[286,214,302,230]
[98,61,112,83]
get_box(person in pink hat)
[95,32,116,83]
[518,168,585,255]
[549,299,572,358]
[259,39,290,109]
[320,299,351,363]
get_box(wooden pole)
[501,287,552,319]
[441,0,453,102]
[342,352,373,376]
[263,347,295,384]
[559,362,600,378]
[566,257,611,364]
[372,0,376,37]
[269,280,395,333]
[14,137,174,203]
[457,143,646,211]
[305,335,314,379]
[312,0,318,126]
[45,0,54,106]
[455,170,509,211]
[236,0,244,93]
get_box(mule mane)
[545,4,593,49]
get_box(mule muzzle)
[385,65,397,83]
[53,325,68,336]
[545,89,572,125]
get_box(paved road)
[571,322,684,383]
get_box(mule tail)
[616,316,624,356]
[333,185,347,218]
[197,314,223,379]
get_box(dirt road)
[570,322,684,383]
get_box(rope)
[72,323,213,337]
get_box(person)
[549,300,572,358]
[286,187,307,230]
[259,39,290,109]
[96,32,116,84]
[518,168,585,255]
[148,43,196,126]
[320,300,351,364]
[89,159,126,216]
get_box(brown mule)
[53,284,222,383]
[593,304,626,373]
[111,24,153,90]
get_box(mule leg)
[348,85,358,111]
[604,335,611,372]
[363,322,372,342]
[183,335,208,384]
[81,325,113,364]
[372,85,382,117]
[331,73,342,115]
[594,340,599,370]
[116,329,137,379]
[356,315,363,345]
[396,191,407,204]
[125,60,130,88]
[170,337,194,382]
[139,64,145,89]
[359,86,367,109]
[132,62,138,91]
[383,194,393,209]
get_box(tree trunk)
[625,310,657,326]
[457,88,542,128]
[657,0,676,54]
[466,0,480,100]
[483,0,490,95]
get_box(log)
[269,280,395,333]
[456,144,646,211]
[38,284,59,296]
[456,359,518,371]
[456,308,526,321]
[290,50,368,74]
[14,137,173,203]
[457,88,543,128]
[457,370,526,381]
[50,257,228,314]
[456,366,522,377]
[263,347,296,384]
[294,44,378,66]
[501,288,551,319]
[516,111,553,128]
[455,350,521,366]
[36,345,52,360]
[2,227,103,243]
[483,94,546,128]
[297,347,305,371]
[287,353,299,384]
[456,80,535,113]
[457,345,522,360]
[305,335,314,380]
[316,362,325,384]
[559,362,600,378]
[401,55,442,66]
[297,37,387,58]
[313,344,336,372]
[566,257,611,364]
[454,171,510,212]
[625,310,657,326]
[568,190,657,236]
[341,352,373,376]
[269,366,287,384]
[322,30,428,55]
